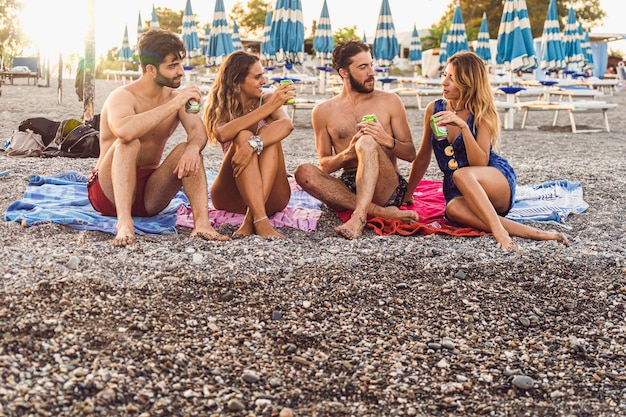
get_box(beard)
[348,72,375,94]
[154,70,181,88]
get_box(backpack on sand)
[43,118,100,158]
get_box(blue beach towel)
[4,172,185,235]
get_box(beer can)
[186,99,200,113]
[430,116,448,140]
[362,114,377,122]
[280,79,295,103]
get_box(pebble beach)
[0,76,625,416]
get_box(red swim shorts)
[87,168,156,217]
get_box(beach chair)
[517,100,618,133]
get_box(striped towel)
[175,172,322,232]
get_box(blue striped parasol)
[372,0,399,67]
[261,11,275,63]
[119,23,133,67]
[446,3,470,58]
[202,24,211,58]
[408,23,422,67]
[438,30,448,67]
[232,21,243,51]
[496,0,537,75]
[270,0,305,64]
[150,4,160,29]
[313,0,334,62]
[136,10,144,56]
[579,23,594,71]
[539,0,565,73]
[206,0,234,66]
[563,6,583,70]
[182,0,201,59]
[475,12,492,65]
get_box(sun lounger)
[518,100,618,133]
[284,99,325,122]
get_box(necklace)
[449,102,464,114]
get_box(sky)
[19,0,626,61]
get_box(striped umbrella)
[202,24,211,58]
[270,0,305,64]
[408,23,422,67]
[206,0,234,66]
[182,0,201,59]
[119,23,133,70]
[438,30,448,67]
[446,3,470,58]
[372,0,399,67]
[539,0,566,73]
[563,6,583,70]
[475,12,492,65]
[136,10,144,56]
[496,0,537,75]
[232,21,243,51]
[313,0,334,62]
[579,24,594,71]
[150,4,160,29]
[261,11,275,63]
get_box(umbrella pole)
[318,58,326,94]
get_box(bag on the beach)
[43,118,100,158]
[18,117,61,146]
[5,129,45,158]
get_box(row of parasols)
[119,0,595,77]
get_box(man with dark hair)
[294,39,418,239]
[87,29,229,246]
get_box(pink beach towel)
[176,174,323,232]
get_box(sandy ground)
[0,75,625,416]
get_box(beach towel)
[4,172,322,235]
[176,172,322,232]
[337,179,587,237]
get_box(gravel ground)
[0,78,625,416]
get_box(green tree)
[154,7,185,34]
[231,0,272,38]
[0,0,27,65]
[334,26,359,44]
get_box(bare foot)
[233,216,254,238]
[378,206,419,224]
[113,223,136,247]
[334,214,366,240]
[191,227,231,242]
[554,232,570,247]
[253,217,285,239]
[493,229,518,250]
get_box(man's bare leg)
[108,140,140,247]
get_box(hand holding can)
[430,115,448,140]
[186,99,200,113]
[280,79,295,104]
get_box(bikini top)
[222,95,266,154]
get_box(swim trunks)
[339,171,408,208]
[87,168,156,217]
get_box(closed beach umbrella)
[206,0,234,66]
[313,0,334,62]
[119,23,133,70]
[580,24,594,71]
[475,12,492,65]
[496,0,537,75]
[136,10,144,56]
[270,0,305,64]
[261,11,275,63]
[446,3,470,58]
[372,0,399,67]
[438,30,448,67]
[563,6,583,70]
[182,0,201,59]
[150,4,160,29]
[408,23,422,68]
[232,21,243,51]
[539,0,566,73]
[202,24,211,58]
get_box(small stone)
[227,399,246,411]
[242,371,260,384]
[512,375,534,390]
[519,317,531,327]
[272,310,283,320]
[442,339,455,350]
[67,256,80,269]
[454,270,466,279]
[279,408,294,417]
[428,342,442,350]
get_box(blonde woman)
[404,51,569,249]
[203,51,296,238]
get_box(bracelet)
[402,197,414,206]
[253,215,268,224]
[248,135,263,155]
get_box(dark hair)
[331,39,371,72]
[138,29,186,70]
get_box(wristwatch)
[248,135,263,155]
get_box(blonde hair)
[203,51,259,144]
[447,52,501,149]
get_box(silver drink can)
[186,99,200,113]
